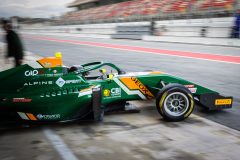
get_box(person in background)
[150,20,155,36]
[2,20,24,67]
[232,9,240,38]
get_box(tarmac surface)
[0,33,240,160]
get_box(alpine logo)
[56,77,66,87]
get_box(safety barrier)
[19,17,240,46]
[154,17,234,38]
[111,25,151,40]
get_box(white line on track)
[43,128,78,160]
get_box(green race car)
[0,55,233,122]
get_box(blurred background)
[0,1,240,160]
[0,0,240,41]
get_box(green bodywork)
[0,61,231,122]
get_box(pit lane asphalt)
[0,33,240,130]
[1,102,240,160]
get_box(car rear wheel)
[156,84,194,121]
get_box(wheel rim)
[163,92,189,117]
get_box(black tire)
[156,84,194,121]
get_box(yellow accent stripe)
[113,78,146,99]
[26,113,37,121]
[149,71,163,74]
[184,94,194,118]
[80,86,94,93]
[120,77,139,90]
[159,92,168,113]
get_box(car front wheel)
[156,84,194,121]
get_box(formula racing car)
[0,54,233,122]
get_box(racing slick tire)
[156,84,194,121]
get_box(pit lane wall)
[20,17,240,47]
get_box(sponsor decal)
[26,69,64,77]
[188,88,197,94]
[36,114,61,120]
[184,85,197,94]
[103,88,122,98]
[65,80,81,84]
[45,73,64,77]
[131,77,154,99]
[17,112,37,121]
[111,88,121,97]
[56,77,66,87]
[56,78,82,88]
[13,98,32,103]
[184,84,195,88]
[103,89,110,97]
[25,70,38,76]
[215,99,232,105]
[38,70,45,75]
[119,77,154,99]
[24,81,53,86]
[44,70,64,77]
